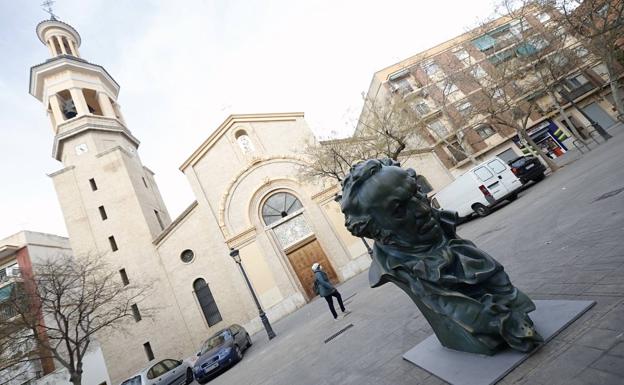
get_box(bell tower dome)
[29,18,130,158]
[36,18,81,58]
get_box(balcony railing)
[564,82,596,100]
[0,268,21,289]
[0,303,18,321]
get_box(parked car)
[508,156,546,184]
[119,359,193,385]
[431,156,522,218]
[193,324,252,384]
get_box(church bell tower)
[29,17,194,381]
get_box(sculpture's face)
[352,164,443,247]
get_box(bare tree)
[552,0,624,121]
[0,254,152,385]
[300,94,428,182]
[299,135,380,183]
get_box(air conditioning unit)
[5,266,19,277]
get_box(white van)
[430,156,522,218]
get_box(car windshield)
[120,376,142,385]
[510,158,527,167]
[201,333,226,354]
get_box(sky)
[0,0,498,238]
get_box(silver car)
[120,359,194,385]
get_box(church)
[28,17,388,382]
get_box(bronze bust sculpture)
[339,158,542,355]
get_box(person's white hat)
[311,263,320,272]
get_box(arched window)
[193,279,222,327]
[235,130,254,153]
[262,192,303,226]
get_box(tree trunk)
[69,370,82,385]
[548,90,589,149]
[518,128,560,172]
[605,59,624,122]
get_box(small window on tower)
[108,236,118,252]
[89,178,98,191]
[142,177,149,188]
[143,342,154,361]
[119,269,129,285]
[131,304,142,322]
[98,206,108,220]
[154,210,165,231]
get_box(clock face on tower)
[75,143,89,155]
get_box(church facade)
[29,18,372,382]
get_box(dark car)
[192,324,252,383]
[508,156,546,184]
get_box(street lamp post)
[229,248,276,340]
[360,237,373,257]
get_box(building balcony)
[564,82,596,101]
[1,262,21,289]
[56,113,126,136]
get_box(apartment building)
[0,231,111,385]
[359,6,621,181]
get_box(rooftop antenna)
[41,0,58,20]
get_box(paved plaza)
[195,127,624,385]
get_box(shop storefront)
[512,120,569,159]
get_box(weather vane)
[41,0,58,20]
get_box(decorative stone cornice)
[311,185,340,204]
[217,155,307,237]
[179,112,305,171]
[36,19,81,46]
[95,145,134,159]
[153,201,199,246]
[225,226,257,249]
[29,56,119,101]
[51,116,139,160]
[142,166,156,176]
[47,165,75,178]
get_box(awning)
[516,43,538,56]
[472,34,497,51]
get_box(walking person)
[312,263,347,320]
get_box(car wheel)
[234,345,243,361]
[533,174,545,182]
[472,203,490,217]
[508,193,518,201]
[246,334,252,349]
[185,368,194,385]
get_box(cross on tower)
[41,0,58,20]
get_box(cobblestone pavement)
[194,128,624,385]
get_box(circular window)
[262,192,303,226]
[180,249,195,263]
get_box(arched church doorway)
[285,238,337,300]
[261,191,338,300]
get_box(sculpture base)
[403,300,595,385]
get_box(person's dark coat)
[314,270,335,297]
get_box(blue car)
[193,324,252,383]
